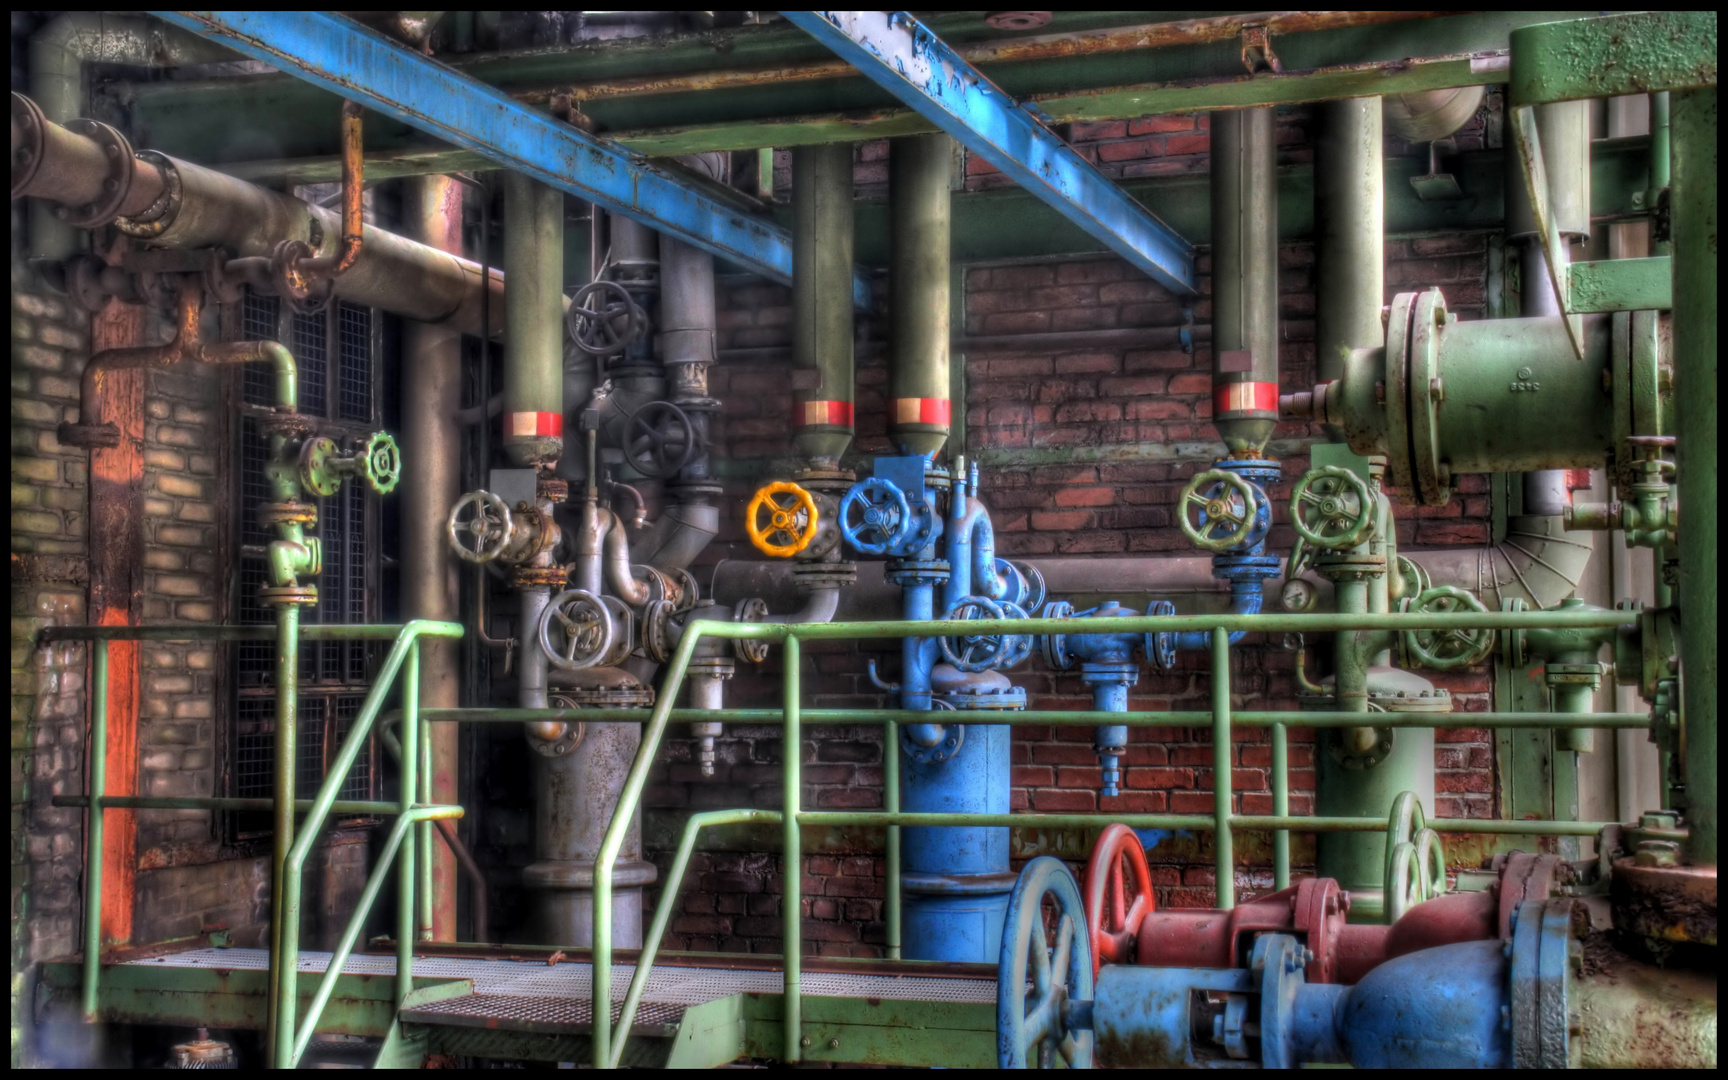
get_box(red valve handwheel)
[1083,823,1156,978]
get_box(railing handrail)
[40,622,446,642]
[588,605,1640,1067]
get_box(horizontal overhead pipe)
[11,91,507,338]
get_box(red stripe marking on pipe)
[505,411,563,438]
[893,397,951,426]
[795,400,854,427]
[1213,381,1280,415]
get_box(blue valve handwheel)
[839,477,913,556]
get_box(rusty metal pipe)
[431,819,489,943]
[57,281,202,448]
[11,93,506,338]
[524,12,1458,105]
[299,100,365,278]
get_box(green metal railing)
[580,606,1640,1068]
[41,620,464,1068]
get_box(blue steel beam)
[151,11,874,309]
[783,10,1197,296]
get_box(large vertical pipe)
[1670,90,1716,866]
[889,134,952,458]
[1314,97,1383,443]
[501,173,564,467]
[791,143,857,467]
[402,175,464,940]
[1506,101,1590,517]
[1210,108,1280,456]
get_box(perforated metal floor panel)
[125,947,997,1030]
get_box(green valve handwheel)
[358,431,402,495]
[1177,468,1259,552]
[1290,465,1374,549]
[1401,585,1494,670]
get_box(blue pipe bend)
[1173,579,1264,650]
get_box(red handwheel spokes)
[1083,823,1155,977]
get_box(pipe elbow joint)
[267,536,320,587]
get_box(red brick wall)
[650,103,1503,956]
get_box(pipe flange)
[1369,687,1451,713]
[548,683,655,708]
[56,119,135,229]
[64,255,118,315]
[939,683,1028,711]
[509,564,569,591]
[687,656,736,678]
[1313,551,1387,581]
[1408,288,1453,507]
[901,704,963,763]
[924,463,953,492]
[793,561,857,591]
[732,597,771,664]
[666,566,701,612]
[536,475,569,503]
[257,500,318,529]
[1509,898,1580,1069]
[10,92,46,199]
[1383,290,1421,501]
[1039,600,1077,670]
[884,558,950,588]
[259,584,319,607]
[526,715,585,758]
[270,238,334,315]
[113,150,182,237]
[643,598,677,663]
[1544,663,1604,688]
[257,408,317,441]
[792,468,857,496]
[1327,723,1394,770]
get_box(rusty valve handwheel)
[1177,468,1259,552]
[1083,823,1156,978]
[1401,585,1493,670]
[539,589,616,671]
[746,481,820,557]
[1290,465,1375,549]
[446,490,513,564]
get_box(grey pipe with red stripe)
[1209,108,1281,457]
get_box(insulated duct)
[501,173,565,467]
[11,93,506,337]
[889,133,953,458]
[791,143,857,467]
[1209,108,1280,456]
[1314,97,1383,444]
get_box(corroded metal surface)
[1611,858,1718,946]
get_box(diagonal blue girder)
[784,10,1197,296]
[151,10,874,309]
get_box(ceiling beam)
[149,10,873,309]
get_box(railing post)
[81,640,109,1022]
[1272,722,1290,890]
[398,641,420,1006]
[1211,628,1234,909]
[782,634,803,1063]
[417,644,434,941]
[269,602,301,1069]
[883,718,901,961]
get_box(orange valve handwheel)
[1083,822,1156,978]
[746,481,820,557]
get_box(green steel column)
[1210,107,1279,456]
[1671,89,1716,866]
[884,719,901,960]
[1211,629,1235,910]
[782,635,803,1061]
[1271,722,1290,890]
[398,644,419,1005]
[80,641,108,1021]
[501,172,564,468]
[791,143,856,467]
[1314,96,1384,445]
[267,602,298,1063]
[889,133,952,458]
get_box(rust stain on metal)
[1610,858,1718,946]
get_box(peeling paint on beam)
[149,10,873,309]
[785,10,1196,296]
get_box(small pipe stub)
[55,119,135,228]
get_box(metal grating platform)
[124,948,996,1031]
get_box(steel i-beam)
[150,10,873,309]
[783,10,1198,297]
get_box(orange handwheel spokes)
[746,481,820,557]
[1083,822,1156,977]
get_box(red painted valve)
[1082,823,1156,978]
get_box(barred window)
[230,292,381,835]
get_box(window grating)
[292,310,329,418]
[337,303,371,421]
[241,292,281,406]
[230,291,381,827]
